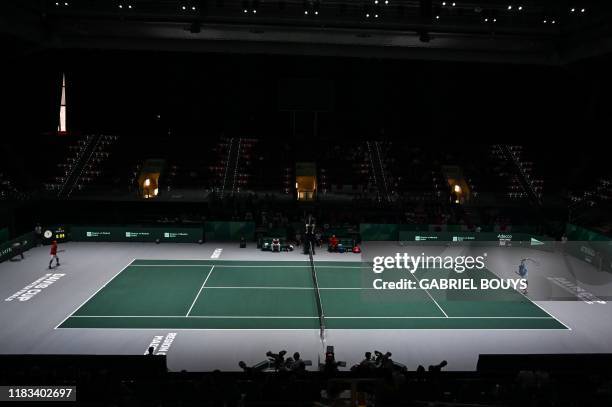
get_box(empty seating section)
[44,136,91,193]
[3,140,608,214]
[0,173,24,200]
[70,136,120,196]
[209,137,231,192]
[233,138,253,193]
[548,149,611,205]
[92,137,142,194]
[385,145,441,200]
[40,135,119,197]
[95,137,222,194]
[318,142,370,195]
[247,139,292,193]
[163,139,216,191]
[488,145,544,201]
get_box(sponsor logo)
[372,252,487,274]
[548,277,606,304]
[145,333,178,355]
[5,274,66,302]
[580,246,596,257]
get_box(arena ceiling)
[1,0,611,64]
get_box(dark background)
[3,49,611,140]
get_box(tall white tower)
[58,73,67,133]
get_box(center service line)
[186,265,215,317]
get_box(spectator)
[10,241,25,261]
[290,352,306,373]
[428,360,447,373]
[328,235,339,252]
[271,238,281,252]
[34,224,43,246]
[322,349,340,377]
[352,352,376,374]
[266,350,287,371]
[295,232,301,247]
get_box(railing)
[219,138,231,197]
[365,141,380,202]
[230,138,242,196]
[374,141,392,202]
[366,141,391,203]
[499,144,542,206]
[57,136,99,198]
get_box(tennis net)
[308,245,326,338]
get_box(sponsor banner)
[398,230,552,244]
[566,223,612,242]
[0,232,35,263]
[564,224,612,273]
[71,226,202,243]
[564,241,612,273]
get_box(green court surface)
[58,259,568,330]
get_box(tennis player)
[48,240,60,269]
[517,258,537,294]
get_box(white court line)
[56,327,569,331]
[515,286,572,330]
[484,266,573,331]
[129,264,363,269]
[69,315,318,319]
[66,315,556,319]
[203,286,488,291]
[56,259,568,330]
[406,272,449,318]
[69,315,188,318]
[130,264,216,267]
[202,286,379,290]
[327,316,555,319]
[54,258,136,330]
[185,265,215,317]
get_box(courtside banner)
[398,231,553,244]
[70,225,203,243]
[0,232,35,263]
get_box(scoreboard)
[43,226,68,244]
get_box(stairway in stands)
[219,137,242,197]
[54,135,118,199]
[498,144,543,207]
[366,140,391,203]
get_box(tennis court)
[57,259,568,330]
